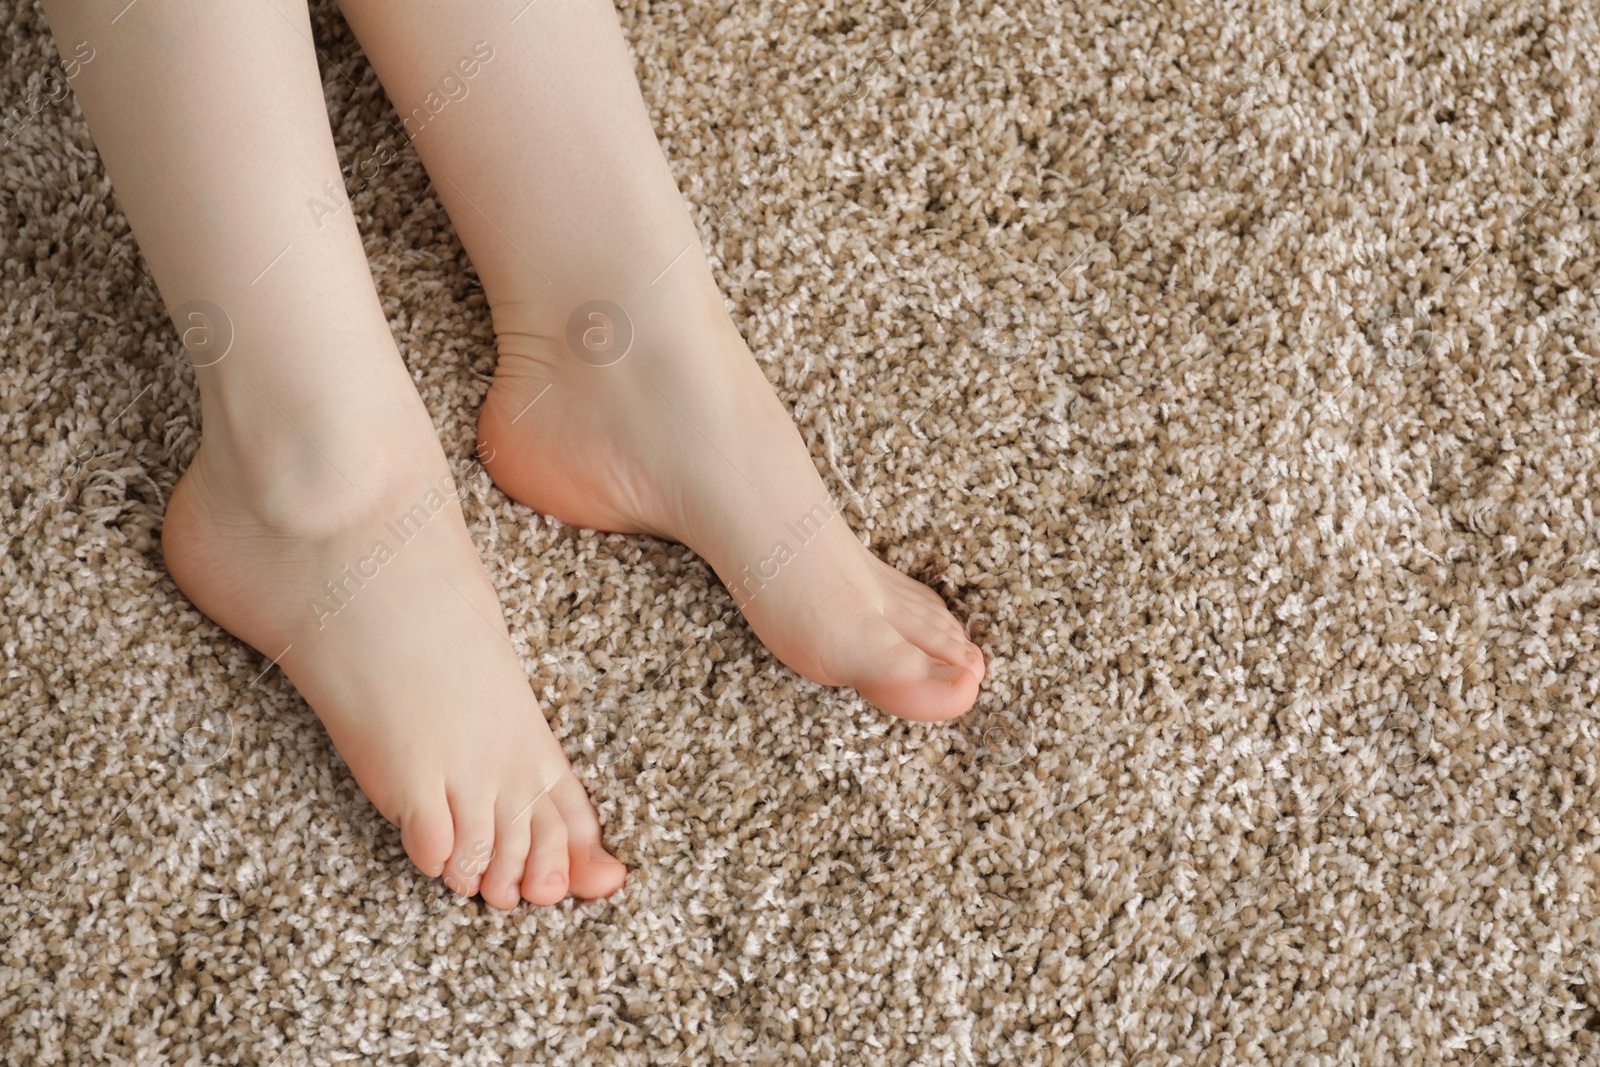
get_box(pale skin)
[44,0,985,908]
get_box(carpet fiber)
[4,0,1600,1063]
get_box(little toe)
[520,797,572,906]
[481,794,538,910]
[550,772,627,900]
[400,799,455,880]
[444,794,497,897]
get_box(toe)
[887,594,987,684]
[520,796,571,906]
[481,792,539,910]
[840,609,981,722]
[886,563,954,616]
[443,792,497,897]
[400,800,455,880]
[550,772,627,900]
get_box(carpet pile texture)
[3,0,1600,1063]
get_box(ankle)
[188,390,446,542]
[487,258,734,367]
[185,437,456,545]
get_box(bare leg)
[337,0,986,721]
[42,0,624,907]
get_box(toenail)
[931,663,964,683]
[547,871,567,886]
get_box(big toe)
[837,608,982,722]
[885,581,987,685]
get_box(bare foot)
[163,367,626,908]
[324,0,983,720]
[477,286,986,722]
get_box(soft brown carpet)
[5,0,1600,1063]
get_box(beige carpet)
[5,0,1600,1062]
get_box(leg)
[337,0,986,721]
[41,0,623,907]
